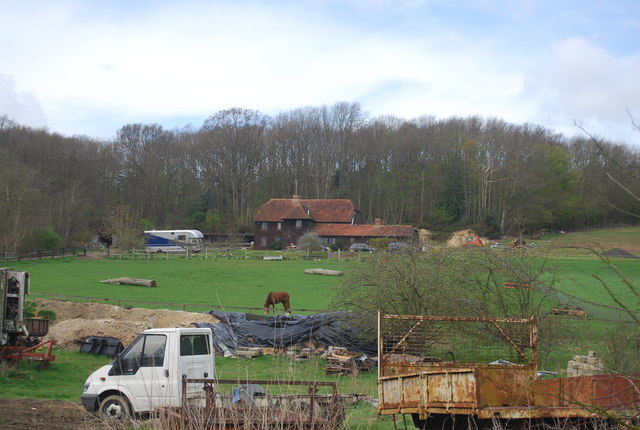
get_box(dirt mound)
[447,229,487,247]
[37,299,219,349]
[601,248,639,258]
[418,228,432,243]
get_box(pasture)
[543,227,640,253]
[2,228,638,429]
[9,234,639,315]
[11,257,351,313]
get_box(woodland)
[0,102,639,252]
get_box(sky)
[1,0,639,145]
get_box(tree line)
[0,102,638,252]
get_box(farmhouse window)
[260,237,267,246]
[277,222,282,230]
[261,222,268,231]
[295,220,302,229]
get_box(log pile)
[323,347,376,375]
[286,345,322,361]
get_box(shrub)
[37,309,57,323]
[20,226,62,251]
[370,238,394,251]
[297,232,322,251]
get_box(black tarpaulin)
[197,311,375,356]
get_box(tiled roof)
[313,223,416,238]
[255,198,356,223]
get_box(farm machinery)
[0,268,56,367]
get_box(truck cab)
[81,327,214,419]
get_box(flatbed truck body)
[377,313,640,428]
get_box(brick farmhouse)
[254,196,416,249]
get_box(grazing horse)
[264,291,291,315]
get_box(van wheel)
[99,394,131,419]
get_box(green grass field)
[543,227,640,252]
[1,228,638,429]
[541,257,640,307]
[11,257,352,312]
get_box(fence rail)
[0,246,371,263]
[0,248,87,262]
[106,247,355,261]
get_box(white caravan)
[143,229,204,253]
[81,327,214,419]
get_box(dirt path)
[0,398,110,429]
[2,300,222,429]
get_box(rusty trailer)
[377,312,640,429]
[158,378,346,429]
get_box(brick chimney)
[292,195,301,200]
[374,218,382,225]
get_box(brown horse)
[264,291,291,315]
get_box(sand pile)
[447,229,487,247]
[418,228,432,243]
[36,299,219,349]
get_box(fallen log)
[304,268,343,276]
[100,277,157,287]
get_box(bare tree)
[197,108,269,227]
[102,204,141,250]
[0,151,40,252]
[575,117,640,220]
[331,246,573,367]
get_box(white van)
[81,327,214,419]
[143,229,204,253]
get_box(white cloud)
[0,74,46,128]
[524,37,640,143]
[0,1,638,145]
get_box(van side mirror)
[109,354,123,375]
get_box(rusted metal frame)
[307,384,318,426]
[474,367,482,417]
[378,310,386,411]
[180,378,187,430]
[477,406,595,419]
[590,375,640,404]
[387,320,424,357]
[382,314,532,324]
[530,316,538,369]
[0,339,57,362]
[378,310,384,378]
[381,313,537,367]
[182,378,339,426]
[213,379,338,389]
[489,320,530,365]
